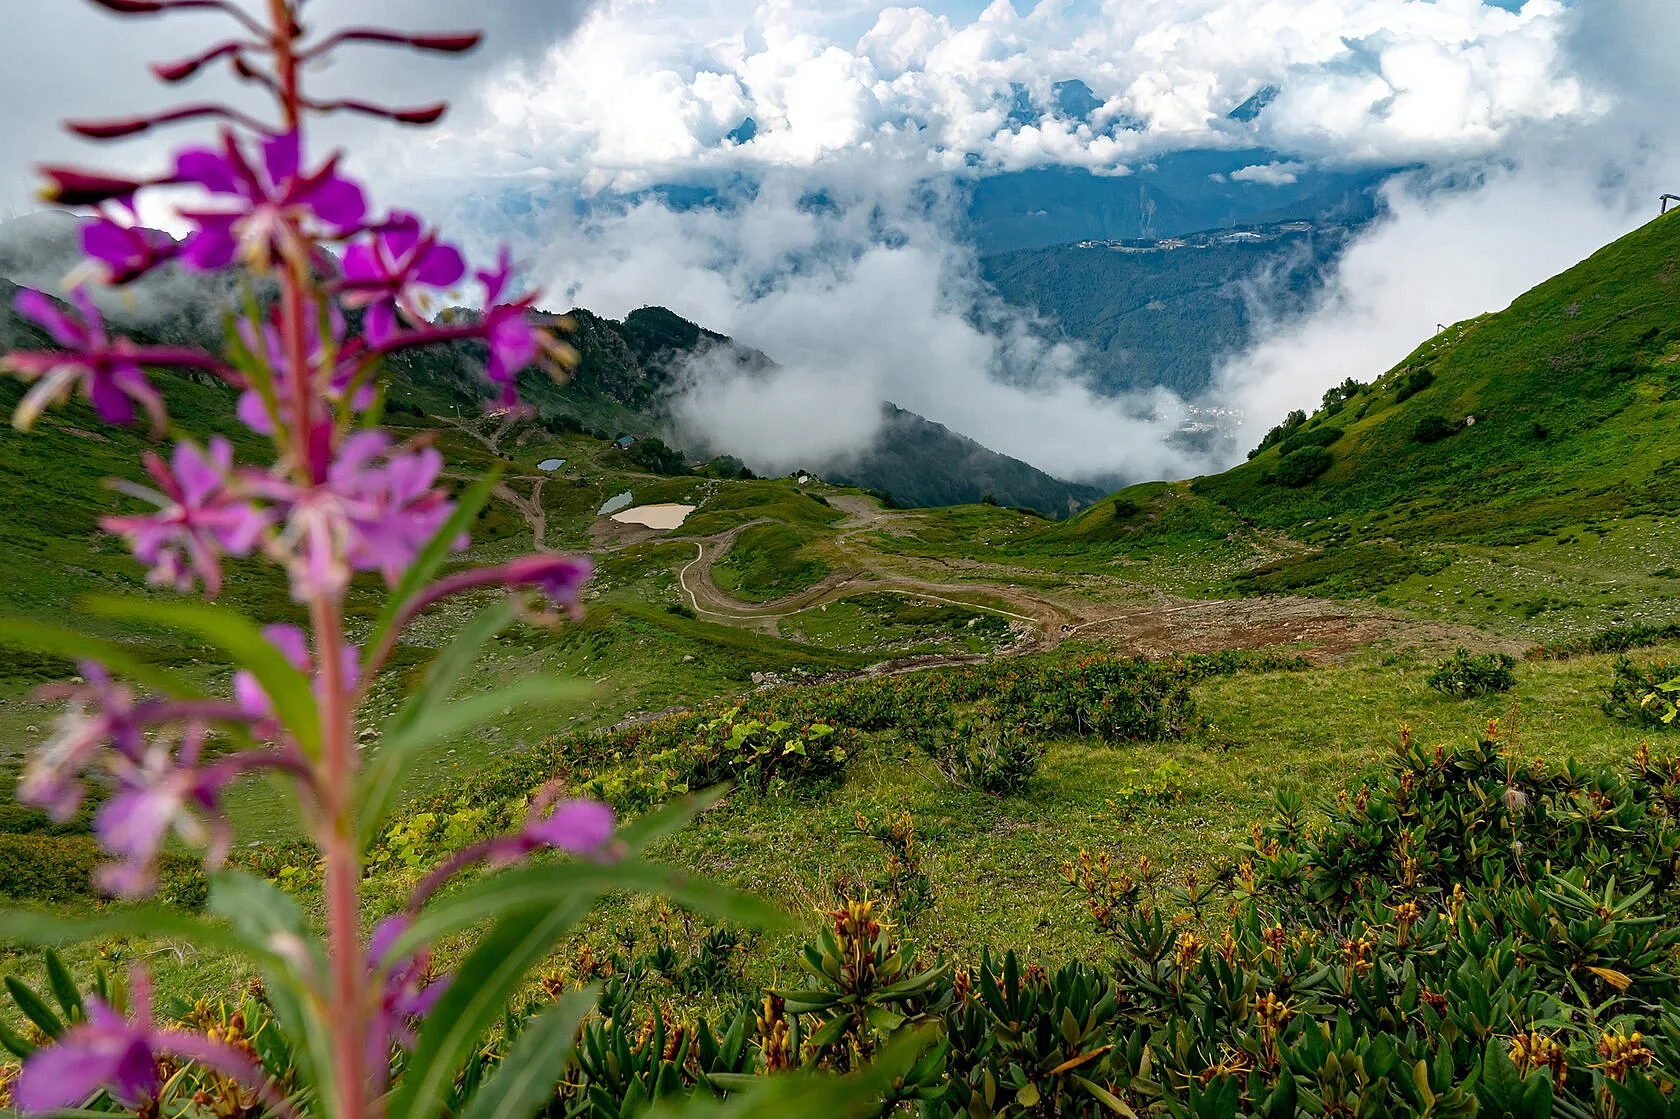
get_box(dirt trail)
[494,477,549,550]
[665,497,1501,664]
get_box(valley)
[4,188,1680,1119]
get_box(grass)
[6,640,1663,1021]
[711,522,832,602]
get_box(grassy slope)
[1194,208,1680,544]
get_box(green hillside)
[1194,208,1680,544]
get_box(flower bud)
[36,166,148,206]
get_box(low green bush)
[1605,656,1680,725]
[1427,648,1517,697]
[1277,425,1343,456]
[1412,414,1454,443]
[1274,446,1332,487]
[912,708,1044,796]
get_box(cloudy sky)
[5,0,1677,482]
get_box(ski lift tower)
[1664,194,1680,215]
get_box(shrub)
[1427,648,1517,697]
[1529,621,1680,660]
[1605,656,1680,725]
[1247,408,1306,459]
[1277,424,1343,456]
[1412,414,1454,443]
[1394,365,1435,401]
[1111,498,1139,519]
[914,709,1044,796]
[1275,446,1332,486]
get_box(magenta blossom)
[14,973,267,1114]
[475,248,545,407]
[234,624,360,733]
[174,129,366,271]
[19,664,149,822]
[340,211,466,346]
[234,301,375,434]
[524,798,616,857]
[367,915,451,1075]
[94,735,235,898]
[504,554,594,619]
[3,288,166,431]
[81,204,179,285]
[102,436,268,596]
[258,431,454,598]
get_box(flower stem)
[313,592,369,1119]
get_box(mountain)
[982,220,1358,396]
[1194,206,1680,542]
[963,152,1392,255]
[823,404,1105,513]
[0,219,1094,515]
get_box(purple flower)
[340,211,466,346]
[92,727,234,898]
[367,916,451,1073]
[234,624,360,732]
[234,301,374,434]
[3,288,165,430]
[102,437,268,596]
[476,249,544,407]
[260,432,454,598]
[15,995,158,1112]
[174,129,366,272]
[15,973,269,1115]
[19,664,148,822]
[504,554,594,619]
[524,798,616,856]
[80,203,179,285]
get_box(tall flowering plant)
[0,3,822,1117]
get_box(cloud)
[412,0,1593,190]
[1206,0,1680,465]
[470,168,1197,483]
[1228,161,1308,186]
[0,0,596,214]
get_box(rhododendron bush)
[0,3,880,1116]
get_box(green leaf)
[389,899,591,1119]
[206,873,335,1103]
[0,619,201,698]
[359,675,588,850]
[43,948,85,1023]
[458,988,594,1119]
[642,1027,939,1119]
[391,860,785,961]
[0,906,288,967]
[615,786,731,856]
[366,470,502,656]
[5,977,64,1039]
[84,597,320,757]
[0,1014,36,1059]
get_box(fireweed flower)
[339,211,466,346]
[93,727,235,897]
[102,436,268,596]
[234,624,361,732]
[14,973,267,1114]
[504,554,595,619]
[256,431,454,598]
[523,797,616,857]
[18,664,148,821]
[174,129,366,272]
[80,202,179,285]
[3,288,165,430]
[367,916,451,1072]
[234,302,375,434]
[476,248,545,406]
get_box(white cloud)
[1228,161,1308,185]
[400,0,1595,189]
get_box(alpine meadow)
[5,2,1680,1119]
